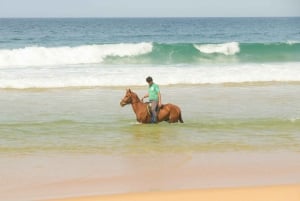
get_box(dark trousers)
[150,100,158,123]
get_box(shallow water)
[1,84,300,155]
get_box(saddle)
[146,102,163,115]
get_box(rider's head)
[146,76,153,83]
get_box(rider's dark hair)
[146,76,153,83]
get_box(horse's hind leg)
[168,110,179,123]
[168,118,177,123]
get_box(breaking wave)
[0,42,300,67]
[0,43,153,67]
[194,42,240,55]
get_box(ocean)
[0,18,300,155]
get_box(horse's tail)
[175,105,184,123]
[179,111,184,123]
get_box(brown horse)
[120,89,183,123]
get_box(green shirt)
[148,83,160,101]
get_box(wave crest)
[0,43,153,67]
[1,42,300,67]
[194,42,240,55]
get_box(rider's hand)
[158,102,162,108]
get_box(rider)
[141,76,162,123]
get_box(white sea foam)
[1,63,300,89]
[194,42,240,55]
[0,43,153,67]
[286,40,299,45]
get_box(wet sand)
[49,184,300,201]
[1,152,300,201]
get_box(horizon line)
[0,16,299,19]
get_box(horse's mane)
[129,89,140,101]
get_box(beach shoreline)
[47,184,300,201]
[1,151,300,201]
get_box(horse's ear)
[128,89,132,93]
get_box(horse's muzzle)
[120,101,126,107]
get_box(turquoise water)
[0,18,300,155]
[1,18,299,47]
[107,42,300,64]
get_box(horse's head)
[120,89,135,107]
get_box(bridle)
[121,92,140,105]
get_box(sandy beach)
[49,184,300,201]
[45,152,300,201]
[1,151,300,201]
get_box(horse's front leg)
[136,111,150,123]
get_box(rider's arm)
[141,93,149,102]
[158,92,162,106]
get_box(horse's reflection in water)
[120,89,183,123]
